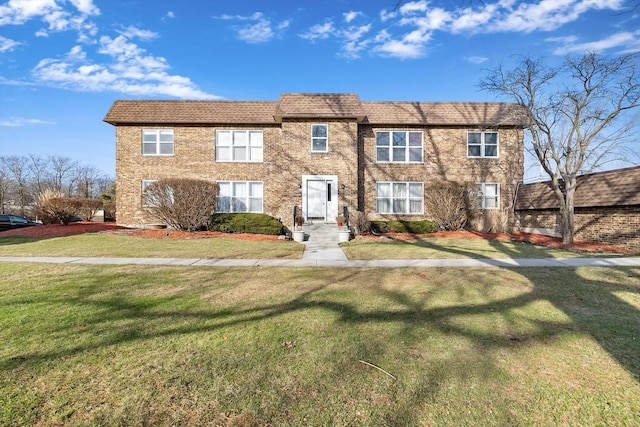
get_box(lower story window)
[478,183,499,209]
[141,180,158,207]
[217,181,263,213]
[376,182,423,214]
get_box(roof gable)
[515,166,640,210]
[274,93,366,121]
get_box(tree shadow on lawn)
[4,263,640,386]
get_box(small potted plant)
[292,214,305,242]
[336,215,346,227]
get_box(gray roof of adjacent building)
[103,93,527,127]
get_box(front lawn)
[1,263,639,425]
[0,233,303,259]
[341,235,623,259]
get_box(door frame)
[301,175,338,222]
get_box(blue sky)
[1,0,638,178]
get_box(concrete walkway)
[2,222,639,267]
[300,223,349,262]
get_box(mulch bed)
[0,222,631,253]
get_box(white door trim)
[302,175,338,222]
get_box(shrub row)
[370,220,439,234]
[210,213,284,235]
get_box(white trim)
[142,129,174,156]
[478,182,500,209]
[467,130,499,158]
[376,181,424,214]
[215,130,264,162]
[375,130,424,163]
[302,175,338,222]
[311,124,328,153]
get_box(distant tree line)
[0,155,114,218]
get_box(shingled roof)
[104,93,525,126]
[274,93,366,121]
[515,166,640,210]
[103,100,277,125]
[362,102,525,126]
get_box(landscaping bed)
[0,222,631,253]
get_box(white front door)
[302,175,338,222]
[307,180,327,219]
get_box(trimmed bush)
[370,220,439,234]
[210,213,284,235]
[39,197,82,225]
[424,181,480,231]
[143,178,218,231]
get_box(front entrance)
[302,175,338,222]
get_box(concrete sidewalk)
[1,255,639,268]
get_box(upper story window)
[216,130,263,162]
[376,181,424,214]
[143,129,174,156]
[478,183,500,209]
[468,131,498,158]
[311,124,328,152]
[376,131,423,163]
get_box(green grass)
[1,263,639,425]
[0,233,303,259]
[342,236,623,259]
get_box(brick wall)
[116,122,524,231]
[360,126,524,231]
[515,206,640,252]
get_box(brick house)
[103,93,525,231]
[514,166,640,251]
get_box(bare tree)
[3,156,31,216]
[48,155,79,196]
[28,154,49,196]
[480,53,640,243]
[74,165,103,198]
[0,159,12,214]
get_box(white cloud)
[0,117,56,127]
[116,26,159,41]
[343,11,361,23]
[300,21,336,41]
[237,19,274,43]
[465,56,489,64]
[32,37,219,99]
[0,35,21,52]
[215,11,289,43]
[374,39,425,59]
[552,31,640,54]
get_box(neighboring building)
[104,93,525,231]
[515,166,640,251]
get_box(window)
[141,180,158,207]
[376,131,423,162]
[468,131,498,158]
[143,129,174,155]
[376,182,423,214]
[217,181,263,213]
[478,183,499,209]
[216,130,263,162]
[311,124,328,152]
